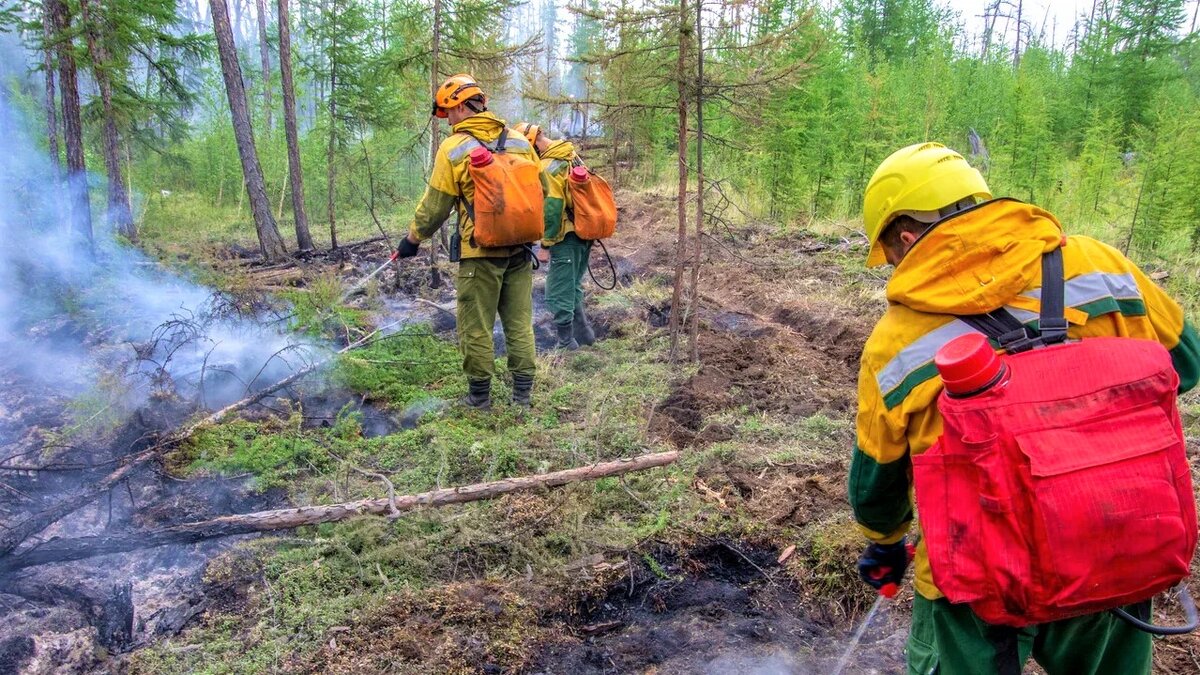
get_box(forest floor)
[128,188,907,675]
[3,189,1199,674]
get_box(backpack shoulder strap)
[959,311,1036,353]
[495,127,509,153]
[1038,246,1068,345]
[958,246,1067,353]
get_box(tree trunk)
[1013,0,1023,69]
[277,0,314,250]
[81,0,136,242]
[427,0,444,288]
[48,0,92,255]
[41,2,60,175]
[210,0,288,260]
[327,50,338,250]
[1124,169,1148,255]
[256,0,273,131]
[667,0,690,362]
[981,0,1001,56]
[0,452,679,574]
[689,0,702,363]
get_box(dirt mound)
[720,465,848,528]
[771,303,872,366]
[654,327,855,448]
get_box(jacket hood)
[887,199,1063,315]
[540,140,576,161]
[451,112,506,143]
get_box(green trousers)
[546,232,591,326]
[907,595,1151,675]
[456,254,536,381]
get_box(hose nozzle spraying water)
[831,539,917,675]
[339,250,399,303]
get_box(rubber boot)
[573,307,596,346]
[462,378,491,410]
[555,322,580,351]
[512,373,534,408]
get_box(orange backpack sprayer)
[913,245,1198,633]
[566,165,617,241]
[462,129,544,248]
[565,165,619,290]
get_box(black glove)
[397,236,420,259]
[857,538,911,595]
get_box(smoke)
[0,88,324,436]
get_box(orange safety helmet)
[432,74,485,118]
[514,122,542,146]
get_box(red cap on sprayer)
[569,166,589,183]
[470,146,494,167]
[935,333,1004,396]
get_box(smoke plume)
[0,88,322,438]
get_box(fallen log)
[0,323,400,558]
[0,452,678,574]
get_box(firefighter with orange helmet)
[397,75,548,410]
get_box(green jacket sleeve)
[851,356,913,544]
[1170,321,1200,393]
[1127,256,1200,393]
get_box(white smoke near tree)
[0,87,323,435]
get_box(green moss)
[183,416,332,491]
[133,290,706,672]
[332,324,462,408]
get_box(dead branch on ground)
[0,452,679,574]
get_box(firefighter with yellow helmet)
[852,142,1200,674]
[397,75,548,410]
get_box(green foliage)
[279,273,365,336]
[332,324,462,408]
[183,414,345,490]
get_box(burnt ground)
[286,542,907,675]
[0,279,409,673]
[0,361,280,672]
[531,543,906,675]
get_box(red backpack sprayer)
[837,246,1197,673]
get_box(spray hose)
[1111,585,1199,635]
[587,239,618,290]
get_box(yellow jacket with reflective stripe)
[538,140,579,247]
[850,198,1200,600]
[406,112,547,259]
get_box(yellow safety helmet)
[514,122,542,147]
[862,142,992,267]
[432,74,485,118]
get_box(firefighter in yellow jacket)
[851,143,1200,674]
[397,75,547,410]
[515,122,595,350]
